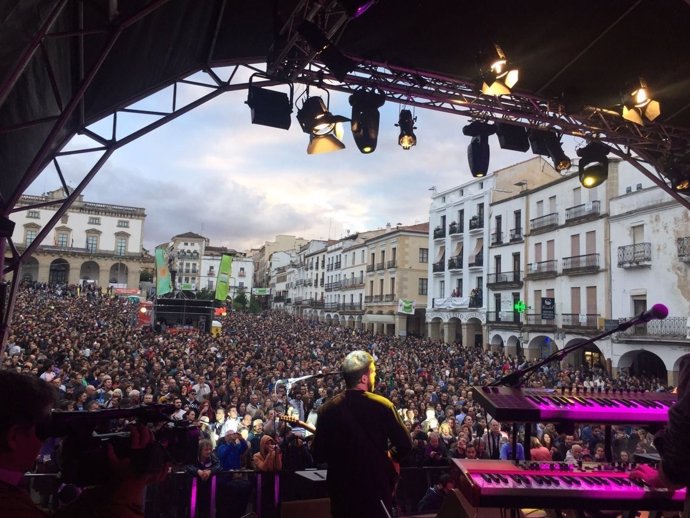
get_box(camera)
[37,404,197,486]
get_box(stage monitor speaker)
[280,497,331,518]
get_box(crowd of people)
[0,283,677,515]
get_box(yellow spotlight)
[622,78,660,125]
[481,44,519,96]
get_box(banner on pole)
[215,254,233,301]
[155,248,172,296]
[397,299,415,315]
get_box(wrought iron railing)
[677,236,690,261]
[617,316,688,338]
[469,216,484,230]
[487,271,522,284]
[448,255,463,270]
[510,227,523,241]
[433,260,445,272]
[525,313,557,325]
[433,227,446,239]
[387,259,397,269]
[530,212,558,230]
[468,253,483,267]
[487,311,522,324]
[565,200,601,221]
[562,253,599,271]
[617,243,651,266]
[491,231,503,245]
[562,313,600,328]
[449,221,463,235]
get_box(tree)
[139,269,153,282]
[249,296,261,314]
[233,290,248,310]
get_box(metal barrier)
[24,465,450,517]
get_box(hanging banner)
[253,287,271,296]
[155,248,172,296]
[397,299,415,315]
[215,254,233,301]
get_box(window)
[116,237,127,256]
[56,232,69,247]
[25,229,37,245]
[117,220,130,228]
[207,280,214,290]
[439,280,445,298]
[419,279,429,296]
[86,235,98,252]
[60,215,68,224]
[88,217,101,225]
[27,210,40,219]
[419,248,429,263]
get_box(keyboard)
[472,386,676,424]
[454,459,685,511]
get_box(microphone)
[618,303,668,331]
[638,303,669,323]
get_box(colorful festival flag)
[215,254,233,301]
[155,248,172,296]
[397,298,415,315]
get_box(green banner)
[253,287,270,296]
[155,248,172,296]
[215,254,233,301]
[397,298,415,315]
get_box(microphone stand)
[490,310,660,388]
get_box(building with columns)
[10,188,148,288]
[426,158,561,347]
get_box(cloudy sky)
[25,66,584,253]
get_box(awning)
[471,238,483,256]
[434,245,446,263]
[453,241,463,256]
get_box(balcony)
[334,261,341,270]
[365,295,384,303]
[525,260,558,278]
[312,300,324,308]
[433,227,446,239]
[562,313,600,329]
[486,271,522,289]
[677,237,690,262]
[326,264,333,271]
[524,313,557,330]
[469,216,484,231]
[468,252,483,268]
[383,293,396,302]
[468,290,483,308]
[487,311,522,326]
[433,260,445,273]
[387,259,397,269]
[562,253,600,275]
[273,295,285,303]
[340,303,363,312]
[449,221,463,235]
[366,264,375,273]
[618,243,652,268]
[490,231,503,246]
[510,227,523,242]
[448,255,463,270]
[616,316,688,339]
[319,279,324,287]
[565,200,601,223]
[376,261,385,271]
[324,302,339,310]
[530,212,558,232]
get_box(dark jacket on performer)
[312,389,413,518]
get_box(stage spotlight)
[396,109,417,150]
[495,123,529,152]
[349,90,385,154]
[528,129,571,171]
[660,160,690,194]
[339,0,376,18]
[464,121,496,178]
[622,78,660,126]
[298,20,356,81]
[296,96,349,154]
[576,142,610,189]
[245,74,292,130]
[480,44,519,96]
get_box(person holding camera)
[0,370,169,517]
